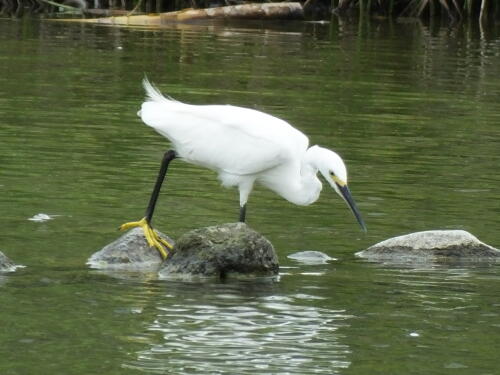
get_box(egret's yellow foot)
[120,217,173,259]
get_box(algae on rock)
[159,223,279,279]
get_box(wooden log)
[162,2,304,22]
[58,2,304,25]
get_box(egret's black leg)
[145,149,177,224]
[239,204,247,222]
[120,149,177,259]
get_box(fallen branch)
[56,2,303,25]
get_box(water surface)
[1,17,499,375]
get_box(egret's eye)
[329,171,335,177]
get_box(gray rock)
[159,223,279,279]
[0,251,17,272]
[87,227,174,270]
[288,251,336,265]
[356,230,500,264]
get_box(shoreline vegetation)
[0,0,498,23]
[334,0,497,21]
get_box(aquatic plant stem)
[127,0,143,16]
[479,0,488,22]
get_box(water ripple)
[124,290,351,374]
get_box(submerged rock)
[87,227,174,270]
[0,251,17,272]
[288,251,336,265]
[356,230,500,264]
[159,223,279,279]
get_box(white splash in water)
[28,213,60,222]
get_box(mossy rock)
[159,223,279,279]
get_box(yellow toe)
[119,217,171,260]
[157,235,174,250]
[119,217,147,231]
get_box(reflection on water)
[124,281,351,374]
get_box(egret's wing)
[140,98,309,176]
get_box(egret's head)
[312,146,367,232]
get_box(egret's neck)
[302,146,322,177]
[258,147,323,206]
[295,145,334,203]
[282,146,323,206]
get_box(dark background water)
[1,17,499,374]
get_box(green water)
[1,17,500,375]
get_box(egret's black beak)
[338,184,367,232]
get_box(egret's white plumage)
[137,78,366,231]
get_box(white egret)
[121,78,366,259]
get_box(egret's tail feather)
[143,77,167,103]
[142,77,177,104]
